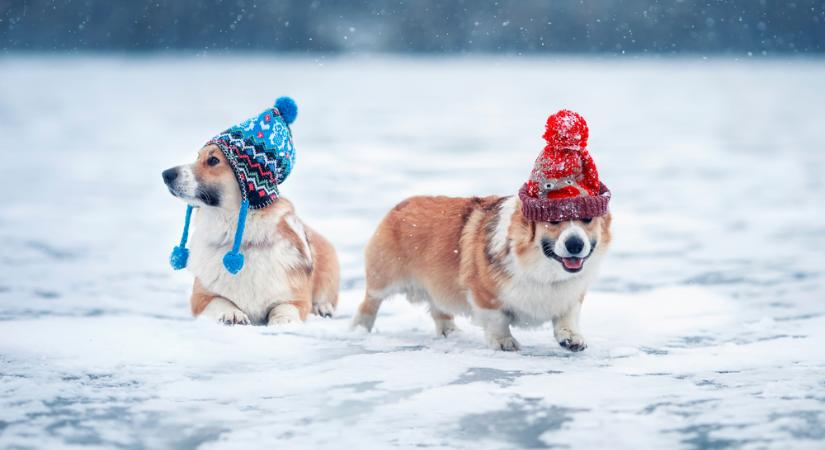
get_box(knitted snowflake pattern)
[208,104,295,210]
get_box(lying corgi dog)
[163,98,339,325]
[163,145,339,325]
[352,109,611,351]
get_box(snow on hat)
[170,97,298,275]
[518,110,611,222]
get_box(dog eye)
[207,156,220,166]
[581,218,592,224]
[549,221,561,225]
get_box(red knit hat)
[519,110,611,222]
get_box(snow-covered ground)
[1,55,824,449]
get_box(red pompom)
[524,110,602,201]
[543,110,589,151]
[536,148,584,180]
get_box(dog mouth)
[194,187,221,206]
[559,257,585,271]
[166,185,221,207]
[541,239,594,273]
[166,185,195,203]
[166,185,183,198]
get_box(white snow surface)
[1,55,825,449]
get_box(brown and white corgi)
[351,195,611,351]
[163,144,339,325]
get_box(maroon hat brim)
[519,182,611,222]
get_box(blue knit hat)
[170,97,298,275]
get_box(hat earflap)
[170,205,194,270]
[222,199,249,275]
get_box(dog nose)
[564,235,585,255]
[162,168,178,184]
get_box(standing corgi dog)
[351,195,610,351]
[163,98,339,325]
[352,110,611,351]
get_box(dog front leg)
[553,296,587,352]
[201,298,251,325]
[267,301,310,325]
[474,306,520,351]
[191,279,250,325]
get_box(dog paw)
[556,329,587,352]
[217,310,250,326]
[201,299,250,326]
[312,302,335,318]
[351,312,377,332]
[267,304,302,326]
[435,319,459,338]
[268,314,300,326]
[487,335,521,352]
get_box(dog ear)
[600,212,612,237]
[512,200,537,242]
[601,212,612,228]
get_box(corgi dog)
[162,144,339,325]
[351,195,611,351]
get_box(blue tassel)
[223,199,249,275]
[170,205,194,270]
[275,97,298,125]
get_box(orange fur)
[363,196,505,314]
[192,145,237,189]
[191,278,219,316]
[306,225,340,310]
[354,194,611,346]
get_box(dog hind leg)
[307,227,340,318]
[429,303,458,337]
[351,291,387,332]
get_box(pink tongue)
[562,258,583,269]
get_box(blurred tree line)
[1,0,823,54]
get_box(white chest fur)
[498,254,603,327]
[187,207,309,324]
[498,273,588,327]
